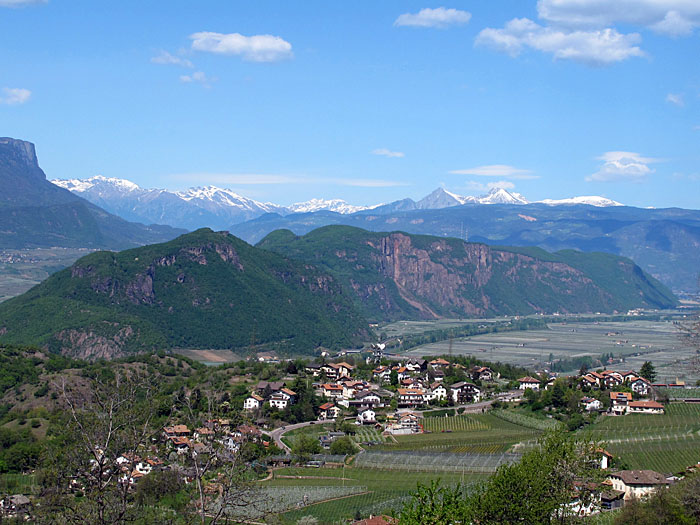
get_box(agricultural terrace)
[580,403,700,474]
[263,466,487,524]
[404,320,699,384]
[380,413,540,453]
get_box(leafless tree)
[36,371,163,524]
[179,388,267,525]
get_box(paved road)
[266,419,336,454]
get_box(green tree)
[329,436,356,456]
[291,433,321,463]
[400,431,603,524]
[639,361,657,383]
[551,381,566,408]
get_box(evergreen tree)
[639,361,657,382]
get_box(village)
[2,343,699,523]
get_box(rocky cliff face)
[366,233,600,317]
[257,225,676,321]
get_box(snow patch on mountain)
[289,198,378,215]
[536,196,623,207]
[53,175,142,194]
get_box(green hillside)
[0,229,369,358]
[258,225,677,322]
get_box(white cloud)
[587,151,659,183]
[151,50,193,68]
[476,18,645,66]
[0,87,31,105]
[179,71,215,87]
[465,180,516,192]
[666,93,684,107]
[190,32,292,62]
[537,0,700,37]
[394,7,471,28]
[372,148,405,158]
[0,0,46,7]
[449,164,538,179]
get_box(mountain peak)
[0,137,39,171]
[480,187,528,204]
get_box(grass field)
[404,319,699,383]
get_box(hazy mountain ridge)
[0,138,183,250]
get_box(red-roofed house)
[518,377,541,390]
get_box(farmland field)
[269,404,700,522]
[384,412,540,452]
[172,348,243,365]
[0,247,92,302]
[264,466,486,524]
[581,403,700,474]
[403,319,700,384]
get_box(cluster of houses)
[578,369,664,415]
[241,358,493,428]
[517,368,666,416]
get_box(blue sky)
[1,0,699,208]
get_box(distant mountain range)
[50,176,699,293]
[51,176,623,231]
[0,138,183,250]
[0,226,674,358]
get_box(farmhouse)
[580,396,602,411]
[319,383,344,399]
[427,382,448,402]
[356,408,376,425]
[629,377,651,396]
[243,394,263,411]
[397,388,425,408]
[349,390,383,409]
[373,365,391,383]
[628,400,664,414]
[318,402,341,420]
[607,470,671,500]
[610,392,633,415]
[450,381,481,404]
[518,376,541,390]
[580,374,600,389]
[471,366,494,382]
[429,358,450,370]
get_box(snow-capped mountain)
[288,198,377,215]
[415,187,621,208]
[536,196,623,207]
[176,186,285,215]
[51,176,287,231]
[52,176,626,232]
[478,187,529,205]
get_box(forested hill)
[258,225,677,322]
[0,229,369,359]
